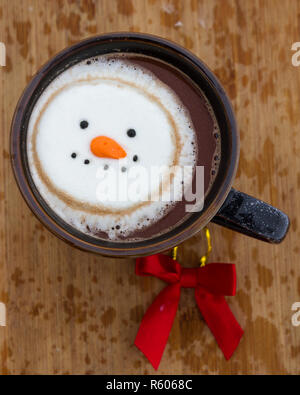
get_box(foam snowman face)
[34,79,177,210]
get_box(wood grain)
[0,0,299,374]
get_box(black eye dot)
[104,164,109,170]
[127,129,136,138]
[71,153,77,159]
[116,225,120,230]
[84,159,90,165]
[80,120,89,129]
[133,155,138,162]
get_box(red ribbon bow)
[134,254,243,369]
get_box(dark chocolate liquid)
[95,54,220,241]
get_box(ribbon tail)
[134,283,180,370]
[195,288,244,360]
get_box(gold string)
[171,226,212,267]
[200,227,212,267]
[172,246,178,261]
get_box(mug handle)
[211,188,290,243]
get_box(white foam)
[27,55,197,240]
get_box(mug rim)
[10,32,239,257]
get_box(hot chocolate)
[27,53,220,241]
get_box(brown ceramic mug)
[10,33,289,257]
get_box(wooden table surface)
[0,0,299,375]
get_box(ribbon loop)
[196,263,237,295]
[136,254,181,284]
[134,254,243,370]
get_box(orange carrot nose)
[90,136,127,159]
